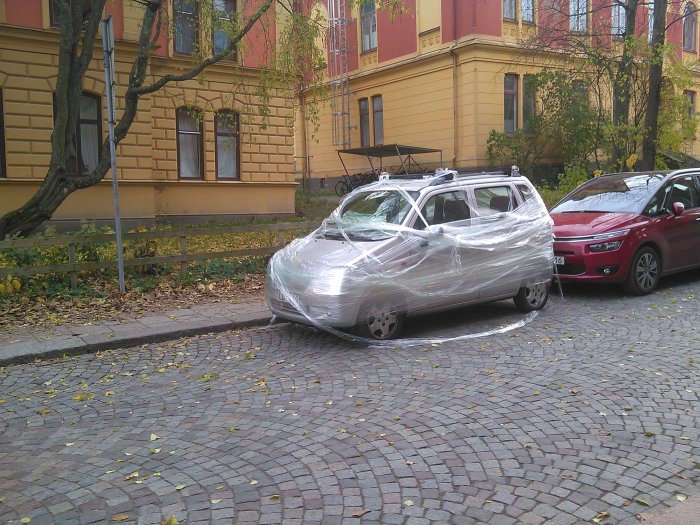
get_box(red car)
[550,170,700,294]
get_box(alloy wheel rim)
[525,283,547,306]
[367,308,398,339]
[635,253,658,291]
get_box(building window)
[522,0,534,23]
[372,95,383,146]
[213,0,237,59]
[504,74,518,134]
[49,0,61,27]
[174,0,198,55]
[78,93,102,173]
[685,90,696,117]
[648,4,654,41]
[0,89,5,178]
[570,0,587,32]
[52,92,102,174]
[359,98,370,147]
[612,1,626,37]
[360,2,377,52]
[215,110,239,179]
[503,0,516,20]
[523,75,536,133]
[684,4,697,51]
[176,107,203,179]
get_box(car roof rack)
[377,166,519,185]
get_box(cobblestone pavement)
[1,273,699,525]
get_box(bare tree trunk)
[611,0,639,170]
[640,0,668,171]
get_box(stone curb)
[0,313,272,367]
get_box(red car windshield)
[551,173,665,214]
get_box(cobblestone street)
[1,274,699,525]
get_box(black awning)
[337,144,443,176]
[338,144,442,158]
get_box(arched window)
[215,110,239,180]
[684,4,697,51]
[176,107,203,179]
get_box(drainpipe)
[451,46,458,168]
[450,0,460,170]
[299,91,309,189]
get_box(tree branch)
[131,0,274,97]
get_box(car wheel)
[357,302,405,340]
[624,247,660,295]
[513,281,550,312]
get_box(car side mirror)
[426,225,444,235]
[671,202,685,216]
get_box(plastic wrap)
[266,171,554,343]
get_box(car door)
[408,189,479,313]
[663,175,700,270]
[468,184,522,299]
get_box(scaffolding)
[327,0,351,148]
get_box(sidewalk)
[0,298,273,367]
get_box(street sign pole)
[102,16,125,294]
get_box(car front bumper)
[554,240,631,283]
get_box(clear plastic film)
[266,172,554,344]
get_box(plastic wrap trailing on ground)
[266,174,554,343]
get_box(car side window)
[473,186,515,216]
[643,184,672,216]
[669,176,700,210]
[414,191,471,230]
[516,184,534,205]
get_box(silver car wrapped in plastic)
[266,169,554,340]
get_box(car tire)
[513,281,550,312]
[624,246,660,295]
[357,302,405,340]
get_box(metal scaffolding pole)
[328,0,351,148]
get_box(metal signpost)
[102,16,125,293]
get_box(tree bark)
[640,0,669,171]
[611,0,639,170]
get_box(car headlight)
[310,268,348,295]
[587,229,629,252]
[589,240,622,252]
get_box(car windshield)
[339,189,419,225]
[551,173,666,214]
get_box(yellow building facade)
[297,0,700,185]
[0,0,297,227]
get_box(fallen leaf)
[250,480,258,485]
[352,509,371,517]
[72,392,94,402]
[65,442,75,447]
[592,511,610,523]
[124,472,139,481]
[404,500,413,507]
[150,433,160,441]
[161,516,179,525]
[175,484,186,490]
[675,493,688,502]
[635,497,652,507]
[20,518,31,524]
[210,499,222,504]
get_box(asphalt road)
[1,272,699,525]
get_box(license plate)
[274,290,298,304]
[554,256,565,265]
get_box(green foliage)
[535,165,590,209]
[295,190,339,220]
[486,129,543,174]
